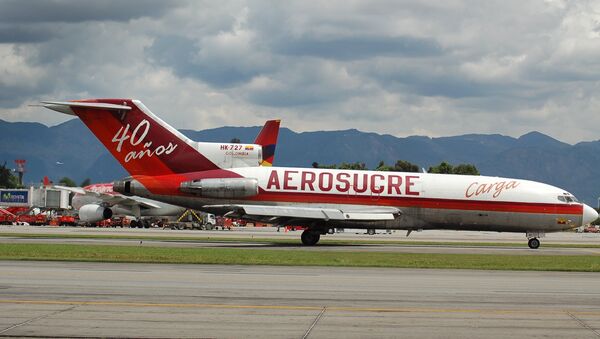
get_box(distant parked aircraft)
[57,182,184,225]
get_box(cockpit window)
[558,194,579,203]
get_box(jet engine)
[79,204,113,223]
[180,178,259,198]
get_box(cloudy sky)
[1,0,599,143]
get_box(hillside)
[1,118,598,205]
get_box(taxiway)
[1,225,599,256]
[0,261,599,338]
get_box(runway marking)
[0,299,599,316]
[0,305,78,335]
[567,310,600,337]
[303,306,326,339]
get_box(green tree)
[452,164,480,175]
[80,178,91,187]
[0,162,18,188]
[313,162,338,169]
[375,160,394,171]
[316,160,421,172]
[428,161,454,174]
[393,160,420,173]
[337,162,367,170]
[58,177,77,187]
[428,161,479,175]
[376,160,420,172]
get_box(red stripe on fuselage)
[132,170,581,216]
[248,190,582,215]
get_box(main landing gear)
[301,229,321,246]
[526,231,544,249]
[527,238,540,249]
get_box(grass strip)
[1,232,600,249]
[1,243,599,272]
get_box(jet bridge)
[0,187,70,209]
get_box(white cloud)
[1,0,600,144]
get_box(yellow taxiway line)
[0,299,598,316]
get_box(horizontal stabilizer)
[41,101,132,115]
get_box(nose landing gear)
[526,231,544,249]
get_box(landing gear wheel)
[301,230,321,246]
[367,228,376,235]
[528,238,540,249]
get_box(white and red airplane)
[55,119,281,224]
[42,99,598,248]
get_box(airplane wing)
[114,197,162,209]
[204,204,401,222]
[54,185,161,209]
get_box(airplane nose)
[582,204,598,225]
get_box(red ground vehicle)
[216,216,231,228]
[94,219,112,227]
[16,214,48,226]
[234,219,247,227]
[0,211,16,224]
[5,207,29,215]
[57,215,77,226]
[110,217,131,228]
[0,215,16,224]
[284,226,307,231]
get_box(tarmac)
[0,261,599,338]
[0,226,599,337]
[1,225,599,256]
[3,224,600,245]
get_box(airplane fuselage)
[42,98,597,247]
[118,166,590,233]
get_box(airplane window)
[571,196,579,203]
[565,196,573,203]
[557,196,566,202]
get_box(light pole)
[597,197,600,210]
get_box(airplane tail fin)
[42,99,220,176]
[254,119,280,166]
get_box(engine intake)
[180,178,258,198]
[79,204,113,223]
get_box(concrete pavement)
[0,261,599,338]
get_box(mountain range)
[1,118,599,205]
